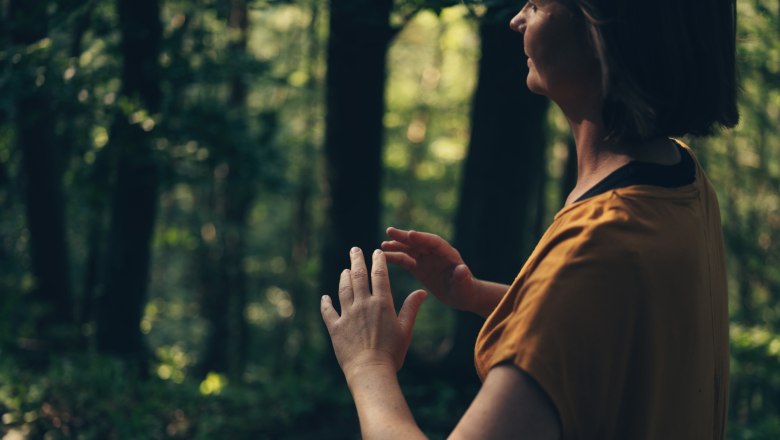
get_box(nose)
[509,6,527,33]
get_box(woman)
[321,0,738,438]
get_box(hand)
[321,247,427,378]
[381,227,478,312]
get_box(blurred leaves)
[0,0,779,438]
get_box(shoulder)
[538,196,645,268]
[545,176,703,262]
[514,196,661,314]
[480,200,654,437]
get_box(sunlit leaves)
[383,5,478,233]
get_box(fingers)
[338,268,353,309]
[342,247,401,306]
[349,247,371,301]
[383,251,417,271]
[386,227,449,255]
[398,290,427,335]
[385,227,411,243]
[380,240,411,254]
[407,230,449,253]
[381,239,417,270]
[387,227,440,250]
[320,295,339,331]
[371,249,392,302]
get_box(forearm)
[470,279,509,318]
[345,363,427,440]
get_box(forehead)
[531,0,578,13]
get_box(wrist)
[343,354,398,384]
[469,278,506,318]
[464,277,487,314]
[344,360,424,440]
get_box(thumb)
[398,289,427,335]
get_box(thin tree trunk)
[723,134,753,325]
[285,1,322,373]
[195,204,226,373]
[198,0,255,380]
[96,0,162,367]
[9,0,76,349]
[63,1,94,342]
[448,4,549,381]
[320,0,393,306]
[0,159,9,266]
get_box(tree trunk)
[197,172,254,380]
[320,0,393,306]
[96,0,162,367]
[61,1,95,342]
[9,0,76,349]
[197,0,256,380]
[284,2,322,373]
[448,4,550,382]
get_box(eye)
[526,0,538,12]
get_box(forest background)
[0,0,778,438]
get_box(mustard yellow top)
[474,144,729,439]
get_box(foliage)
[728,325,780,439]
[0,355,357,439]
[707,2,780,434]
[0,354,484,439]
[0,0,779,437]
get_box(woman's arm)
[344,362,425,440]
[468,278,511,318]
[321,248,560,439]
[342,361,561,440]
[452,364,561,439]
[320,247,427,439]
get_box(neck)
[559,99,627,205]
[558,99,680,206]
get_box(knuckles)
[338,283,352,297]
[376,299,395,313]
[371,266,388,278]
[350,267,368,279]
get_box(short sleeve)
[484,219,648,439]
[477,166,728,440]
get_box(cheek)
[524,25,562,68]
[527,26,596,82]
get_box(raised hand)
[380,227,482,313]
[381,227,509,317]
[321,247,427,378]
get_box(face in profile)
[510,0,602,107]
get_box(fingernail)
[374,249,382,255]
[350,247,360,254]
[321,295,328,301]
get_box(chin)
[525,77,546,96]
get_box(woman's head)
[514,0,739,142]
[511,1,603,107]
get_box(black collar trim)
[575,141,696,203]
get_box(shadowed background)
[0,0,778,438]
